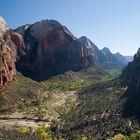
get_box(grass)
[100,69,121,82]
[59,69,131,139]
[42,80,92,92]
[0,72,42,113]
[0,67,129,139]
[0,127,42,140]
[42,67,109,92]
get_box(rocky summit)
[0,16,9,37]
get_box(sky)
[0,0,140,55]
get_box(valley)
[0,67,132,139]
[0,15,139,140]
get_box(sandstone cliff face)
[0,17,16,91]
[0,39,16,90]
[0,16,9,37]
[78,37,128,69]
[10,32,26,60]
[78,36,106,65]
[15,20,95,80]
[0,17,129,82]
[15,20,128,81]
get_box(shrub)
[19,127,31,134]
[129,131,140,140]
[108,134,129,140]
[34,124,52,140]
[81,136,88,140]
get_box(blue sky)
[0,0,140,55]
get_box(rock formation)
[122,48,140,119]
[0,17,16,91]
[114,52,128,65]
[0,16,9,37]
[124,56,133,62]
[121,48,140,87]
[0,39,16,90]
[15,20,96,80]
[14,21,129,80]
[78,37,129,68]
[101,47,128,68]
[78,36,107,65]
[0,17,130,83]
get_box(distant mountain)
[114,52,128,65]
[0,16,9,36]
[102,47,112,55]
[124,56,133,62]
[101,48,132,65]
[101,47,128,69]
[78,39,128,69]
[78,36,107,65]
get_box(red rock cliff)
[15,20,95,80]
[0,16,17,91]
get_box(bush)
[0,127,41,140]
[114,134,128,140]
[34,124,52,140]
[19,127,31,134]
[129,131,140,140]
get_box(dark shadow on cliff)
[122,85,140,122]
[16,64,87,81]
[121,57,140,122]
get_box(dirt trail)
[0,118,50,128]
[0,91,77,129]
[44,91,77,119]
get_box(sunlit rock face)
[0,39,16,90]
[0,16,9,37]
[78,36,106,65]
[0,16,16,91]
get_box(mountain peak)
[79,36,88,40]
[0,16,9,31]
[115,52,121,55]
[0,16,9,36]
[102,47,111,54]
[78,36,97,49]
[136,48,140,58]
[79,36,90,45]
